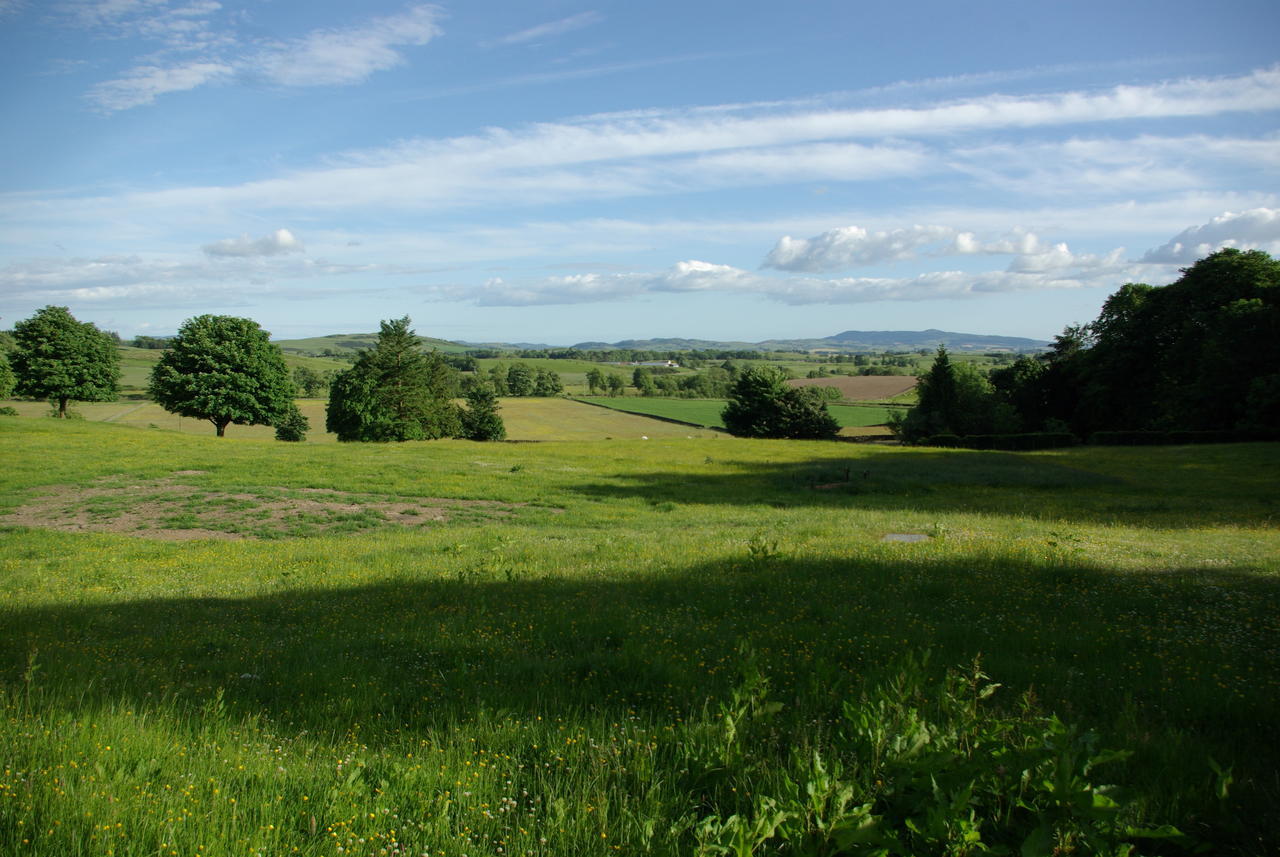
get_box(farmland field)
[578,396,898,429]
[1,416,1278,855]
[0,397,705,442]
[786,374,918,400]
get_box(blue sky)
[1,1,1278,345]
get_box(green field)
[1,397,713,442]
[1,417,1278,855]
[115,346,350,396]
[579,396,897,428]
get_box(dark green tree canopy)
[957,249,1280,439]
[460,383,506,441]
[721,365,840,439]
[12,305,120,417]
[325,316,461,442]
[0,352,15,400]
[149,315,297,437]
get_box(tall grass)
[1,417,1277,854]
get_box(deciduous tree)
[12,306,120,417]
[149,315,298,437]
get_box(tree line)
[0,310,507,443]
[896,249,1280,442]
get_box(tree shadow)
[5,552,1277,741]
[573,448,1275,528]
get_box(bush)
[693,653,1188,856]
[273,406,309,442]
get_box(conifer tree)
[326,317,461,442]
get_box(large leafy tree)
[325,316,461,442]
[149,315,300,438]
[991,249,1280,434]
[721,365,840,439]
[12,305,120,417]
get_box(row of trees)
[897,250,1280,441]
[1,308,507,443]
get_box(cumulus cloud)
[432,252,1138,308]
[202,228,304,258]
[1141,208,1280,263]
[762,223,1128,277]
[764,225,955,271]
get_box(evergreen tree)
[721,365,839,439]
[149,315,296,437]
[273,405,310,442]
[325,317,461,442]
[460,383,506,441]
[12,306,120,418]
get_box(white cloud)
[249,5,442,87]
[78,3,443,110]
[431,253,1140,308]
[764,225,956,271]
[202,228,304,258]
[492,11,603,46]
[87,60,232,111]
[1141,208,1280,263]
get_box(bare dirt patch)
[786,375,917,399]
[4,474,524,541]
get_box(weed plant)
[0,418,1277,855]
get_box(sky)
[1,1,1278,346]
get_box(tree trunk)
[216,420,228,437]
[58,397,69,418]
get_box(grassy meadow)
[1,398,720,443]
[1,416,1278,855]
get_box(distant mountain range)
[274,329,1047,356]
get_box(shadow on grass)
[5,553,1277,738]
[574,448,1277,528]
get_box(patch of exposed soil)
[4,474,524,541]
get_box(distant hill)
[775,329,1048,352]
[273,333,473,356]
[574,330,1046,353]
[274,329,1046,357]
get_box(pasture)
[1,416,1277,855]
[0,397,714,442]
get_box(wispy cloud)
[76,3,444,111]
[87,60,232,110]
[490,11,603,47]
[247,4,442,87]
[54,67,1280,212]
